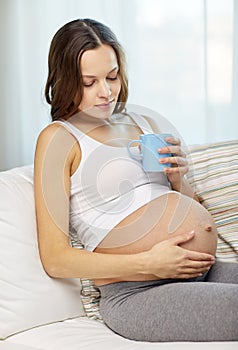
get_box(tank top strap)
[127,112,154,134]
[51,120,99,153]
[51,120,85,139]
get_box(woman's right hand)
[142,231,215,279]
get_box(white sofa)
[0,140,238,350]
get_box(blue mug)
[127,133,173,172]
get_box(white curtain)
[0,0,237,170]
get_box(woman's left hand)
[158,136,188,185]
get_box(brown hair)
[45,19,128,121]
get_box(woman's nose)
[98,81,112,98]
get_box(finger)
[178,150,187,158]
[172,268,209,279]
[178,269,208,278]
[186,260,214,273]
[164,166,189,176]
[185,249,215,262]
[158,146,186,158]
[184,259,215,269]
[164,136,181,146]
[167,231,195,246]
[155,271,204,279]
[176,272,205,279]
[176,262,214,278]
[160,156,187,166]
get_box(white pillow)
[0,165,84,340]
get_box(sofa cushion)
[187,140,238,262]
[0,165,84,340]
[5,317,238,350]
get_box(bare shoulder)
[36,122,76,152]
[35,122,81,176]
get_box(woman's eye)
[83,81,95,87]
[107,75,118,81]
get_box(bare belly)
[94,192,218,285]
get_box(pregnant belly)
[94,192,218,285]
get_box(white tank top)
[53,113,171,251]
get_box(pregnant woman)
[34,18,238,342]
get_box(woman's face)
[78,44,122,120]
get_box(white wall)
[0,0,237,170]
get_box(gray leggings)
[98,261,238,342]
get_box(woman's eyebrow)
[82,66,119,78]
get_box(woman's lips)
[95,100,114,110]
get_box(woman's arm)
[34,123,147,279]
[34,124,214,280]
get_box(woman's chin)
[82,107,114,120]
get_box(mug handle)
[127,140,142,160]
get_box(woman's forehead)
[81,45,118,76]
